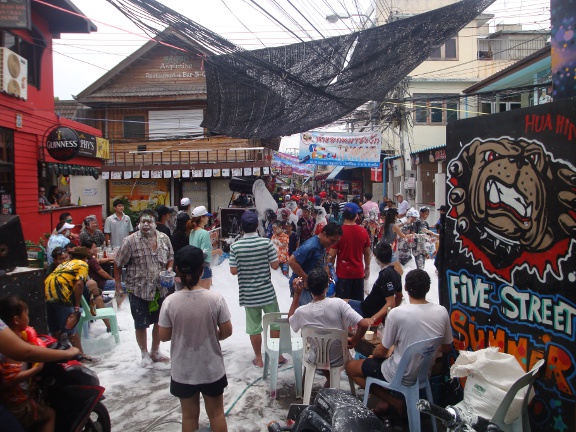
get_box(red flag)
[371,163,382,182]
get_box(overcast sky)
[52,0,551,101]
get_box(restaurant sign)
[46,127,110,161]
[0,0,30,30]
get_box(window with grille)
[413,94,459,125]
[123,115,145,139]
[428,37,457,60]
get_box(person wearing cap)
[229,211,284,368]
[413,206,439,271]
[179,197,191,215]
[79,215,105,248]
[188,206,222,289]
[394,193,411,218]
[328,203,371,301]
[397,209,419,266]
[114,209,174,364]
[288,222,343,306]
[104,199,134,248]
[45,246,94,356]
[273,186,284,207]
[159,246,232,432]
[46,221,76,265]
[155,205,174,240]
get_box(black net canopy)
[107,0,495,139]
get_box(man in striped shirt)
[229,210,282,368]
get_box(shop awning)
[326,166,344,180]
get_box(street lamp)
[325,13,377,27]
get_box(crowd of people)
[2,186,450,432]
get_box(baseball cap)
[191,205,212,217]
[180,197,191,206]
[58,222,75,233]
[175,246,205,275]
[319,191,327,198]
[70,246,92,259]
[280,208,290,217]
[394,192,403,197]
[419,206,430,213]
[437,205,449,212]
[343,202,363,214]
[407,209,419,218]
[240,210,258,225]
[284,194,291,200]
[337,193,344,199]
[292,194,301,201]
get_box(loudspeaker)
[0,215,29,271]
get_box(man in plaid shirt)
[115,209,174,365]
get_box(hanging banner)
[299,131,381,167]
[444,98,576,431]
[108,179,171,213]
[272,151,315,176]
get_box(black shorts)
[361,357,386,381]
[170,375,228,398]
[335,278,364,301]
[128,293,165,330]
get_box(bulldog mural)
[447,136,576,283]
[443,98,576,432]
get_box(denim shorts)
[128,293,165,329]
[46,302,77,336]
[201,264,213,280]
[347,299,364,316]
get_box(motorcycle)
[267,388,388,432]
[33,313,111,432]
[417,399,503,432]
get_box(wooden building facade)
[69,29,278,215]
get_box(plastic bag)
[450,347,531,423]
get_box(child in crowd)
[0,296,55,432]
[271,221,289,277]
[285,222,298,257]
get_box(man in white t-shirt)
[394,193,411,218]
[346,269,453,417]
[289,267,370,387]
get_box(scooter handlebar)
[417,399,457,425]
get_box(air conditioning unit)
[0,47,28,101]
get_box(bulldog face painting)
[447,136,576,283]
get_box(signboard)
[46,127,79,161]
[0,0,30,30]
[272,151,315,176]
[46,127,109,161]
[298,131,381,167]
[108,179,170,213]
[444,98,576,431]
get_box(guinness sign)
[46,127,79,161]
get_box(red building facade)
[0,0,105,241]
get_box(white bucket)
[159,270,176,288]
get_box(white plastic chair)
[301,326,356,405]
[363,336,443,432]
[486,359,544,432]
[77,296,120,343]
[262,312,303,398]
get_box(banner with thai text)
[298,131,381,167]
[444,98,576,431]
[272,151,315,176]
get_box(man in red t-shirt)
[329,202,371,301]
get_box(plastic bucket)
[159,270,175,288]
